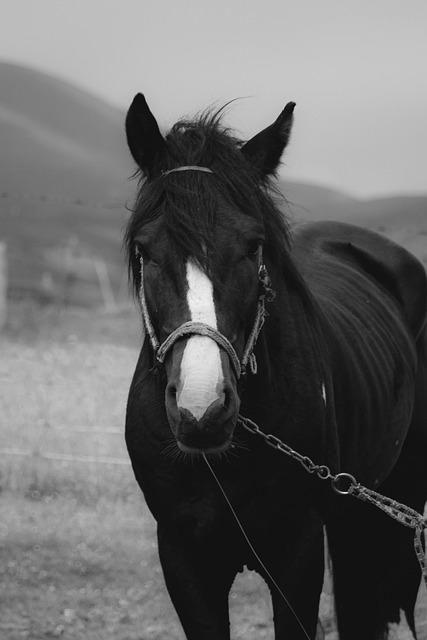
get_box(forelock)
[125,107,292,294]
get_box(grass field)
[1,302,426,639]
[0,321,279,639]
[0,493,289,640]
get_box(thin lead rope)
[202,453,313,640]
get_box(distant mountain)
[0,62,132,202]
[281,180,427,273]
[281,180,360,222]
[0,62,425,307]
[282,180,427,230]
[0,62,134,306]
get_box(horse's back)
[292,220,427,341]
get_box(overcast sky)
[1,0,426,198]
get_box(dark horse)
[124,93,427,639]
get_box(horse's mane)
[125,109,312,310]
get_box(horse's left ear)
[125,93,166,177]
[241,102,295,176]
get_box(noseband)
[135,165,275,379]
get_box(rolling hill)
[0,62,132,202]
[0,62,134,306]
[1,62,425,307]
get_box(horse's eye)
[135,242,152,263]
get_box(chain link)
[237,414,427,588]
[238,416,334,482]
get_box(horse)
[124,93,427,639]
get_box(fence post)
[0,242,7,331]
[93,258,117,312]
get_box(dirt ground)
[0,494,280,640]
[1,493,426,640]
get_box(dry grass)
[0,326,279,639]
[0,328,306,639]
[0,491,283,640]
[0,493,177,640]
[1,300,426,638]
[0,335,137,501]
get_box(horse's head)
[125,94,295,454]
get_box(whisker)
[161,438,179,457]
[231,436,250,452]
[161,433,250,465]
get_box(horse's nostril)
[166,383,178,408]
[223,385,234,412]
[223,391,230,411]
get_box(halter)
[136,251,275,378]
[135,163,274,377]
[161,165,214,177]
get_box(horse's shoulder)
[293,220,427,339]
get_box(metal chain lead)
[238,416,333,481]
[347,483,427,588]
[237,414,427,588]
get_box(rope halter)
[161,165,214,177]
[136,251,275,379]
[134,163,275,378]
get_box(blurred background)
[0,1,426,638]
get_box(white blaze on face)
[176,261,224,420]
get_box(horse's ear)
[241,102,295,176]
[125,93,166,176]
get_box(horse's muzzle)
[165,382,240,453]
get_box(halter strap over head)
[161,165,214,177]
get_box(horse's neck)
[264,283,324,379]
[242,282,335,452]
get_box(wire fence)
[0,447,130,465]
[0,426,130,466]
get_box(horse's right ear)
[241,102,296,177]
[125,93,166,177]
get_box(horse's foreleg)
[157,524,236,640]
[264,508,324,640]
